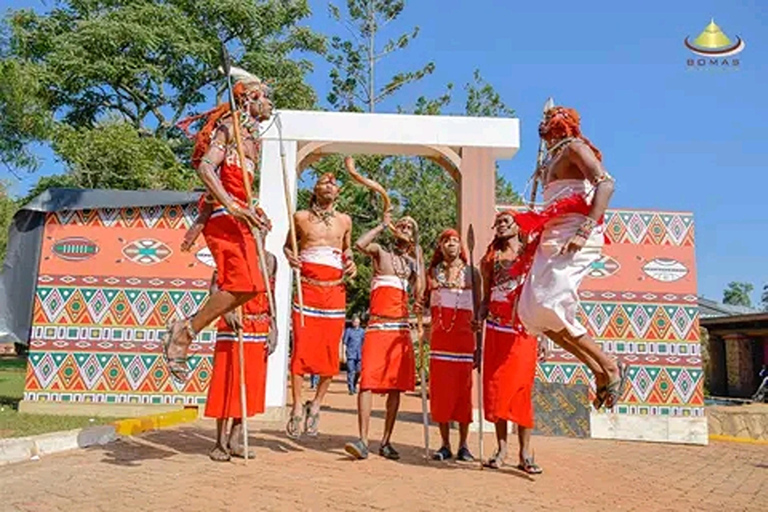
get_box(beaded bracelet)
[576,218,597,239]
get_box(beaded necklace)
[434,260,466,332]
[310,203,336,226]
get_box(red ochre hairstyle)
[541,106,602,162]
[177,82,264,169]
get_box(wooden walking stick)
[529,97,555,209]
[467,224,484,469]
[274,114,304,326]
[220,43,274,465]
[414,236,430,460]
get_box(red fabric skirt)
[429,307,474,424]
[290,257,346,376]
[202,210,265,294]
[360,326,415,394]
[482,312,537,427]
[204,293,269,419]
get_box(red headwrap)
[429,228,468,272]
[176,82,265,169]
[541,106,602,162]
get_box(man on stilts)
[344,207,423,460]
[284,171,356,439]
[427,229,481,462]
[475,210,542,474]
[517,103,628,410]
[164,67,273,384]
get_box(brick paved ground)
[2,378,766,512]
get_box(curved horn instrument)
[343,156,402,237]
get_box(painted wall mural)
[25,205,702,428]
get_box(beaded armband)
[210,140,227,152]
[591,172,614,186]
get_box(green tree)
[1,0,323,190]
[761,284,768,312]
[0,61,53,173]
[326,0,434,112]
[722,282,754,308]
[0,181,18,262]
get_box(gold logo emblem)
[685,19,744,57]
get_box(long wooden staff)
[467,224,483,469]
[274,114,304,326]
[414,234,430,460]
[220,44,273,465]
[529,97,555,209]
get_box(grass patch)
[0,369,24,408]
[0,357,26,372]
[0,366,120,438]
[0,409,120,438]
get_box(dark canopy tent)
[0,188,201,346]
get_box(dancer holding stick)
[168,53,274,462]
[285,171,357,439]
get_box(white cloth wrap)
[518,179,604,337]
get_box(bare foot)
[209,444,230,462]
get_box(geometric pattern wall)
[24,204,218,406]
[519,209,704,419]
[25,203,703,422]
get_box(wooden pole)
[414,242,430,460]
[275,115,304,326]
[220,44,252,464]
[529,97,555,209]
[467,224,483,469]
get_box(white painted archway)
[256,110,520,411]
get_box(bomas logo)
[685,19,744,68]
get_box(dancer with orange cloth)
[164,66,273,383]
[203,248,277,462]
[344,211,423,461]
[476,210,542,474]
[427,229,481,462]
[284,172,357,439]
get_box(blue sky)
[1,0,766,305]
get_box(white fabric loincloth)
[518,179,604,338]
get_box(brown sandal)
[517,456,543,475]
[209,445,231,462]
[483,449,506,469]
[604,362,629,409]
[161,319,195,384]
[286,411,303,440]
[304,401,320,437]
